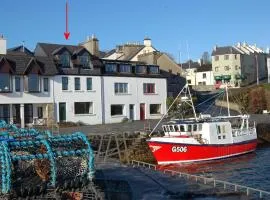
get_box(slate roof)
[8,45,33,56]
[37,43,81,56]
[196,64,212,72]
[104,45,145,61]
[211,46,240,56]
[179,60,200,69]
[0,53,58,75]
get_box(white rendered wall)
[0,76,53,104]
[53,75,103,125]
[102,76,167,124]
[195,71,214,85]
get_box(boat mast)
[225,83,230,117]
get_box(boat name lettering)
[171,146,187,153]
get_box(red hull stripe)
[147,139,257,164]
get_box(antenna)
[22,41,25,52]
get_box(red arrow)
[64,1,70,40]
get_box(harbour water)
[161,144,270,192]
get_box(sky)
[2,0,270,62]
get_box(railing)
[131,160,270,199]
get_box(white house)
[102,61,167,123]
[195,65,213,86]
[0,37,168,127]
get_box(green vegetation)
[226,84,270,114]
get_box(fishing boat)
[147,84,257,165]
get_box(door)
[140,103,145,120]
[59,103,66,122]
[13,104,21,124]
[129,104,134,120]
[24,104,33,124]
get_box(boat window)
[166,126,170,132]
[180,125,185,132]
[193,124,197,131]
[163,126,167,132]
[218,136,221,139]
[174,125,179,132]
[198,124,202,131]
[187,125,192,132]
[170,125,175,132]
[217,125,221,134]
[223,135,226,139]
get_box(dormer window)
[105,63,117,73]
[60,52,70,67]
[119,64,131,73]
[79,55,90,68]
[0,73,12,93]
[149,66,159,74]
[136,65,147,74]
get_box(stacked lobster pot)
[0,120,95,197]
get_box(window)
[62,77,68,90]
[215,67,219,72]
[217,125,221,134]
[27,74,40,92]
[150,104,161,114]
[203,73,206,79]
[15,77,20,92]
[187,125,192,132]
[149,66,159,74]
[234,54,237,60]
[214,56,219,61]
[60,52,70,67]
[111,105,124,116]
[174,125,179,131]
[86,78,92,90]
[193,124,197,131]
[105,63,117,73]
[187,80,191,84]
[223,135,226,139]
[224,55,229,60]
[37,107,43,119]
[169,125,174,132]
[74,102,93,114]
[119,64,131,73]
[136,65,147,74]
[143,83,155,94]
[0,73,11,92]
[79,55,90,68]
[224,66,230,71]
[115,83,128,94]
[180,125,185,132]
[75,77,80,90]
[43,78,49,92]
[235,65,239,70]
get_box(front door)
[24,104,33,124]
[129,104,134,120]
[140,103,145,120]
[59,103,66,122]
[12,104,21,124]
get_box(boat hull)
[147,139,257,165]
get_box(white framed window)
[143,83,155,94]
[105,63,117,73]
[202,73,206,79]
[111,105,124,116]
[224,55,229,60]
[150,104,161,114]
[86,78,92,90]
[62,77,68,90]
[114,83,128,94]
[75,77,80,90]
[74,102,93,114]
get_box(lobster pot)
[56,156,88,180]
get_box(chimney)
[0,35,7,55]
[81,34,100,57]
[144,37,152,47]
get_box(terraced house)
[0,36,167,127]
[212,42,268,88]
